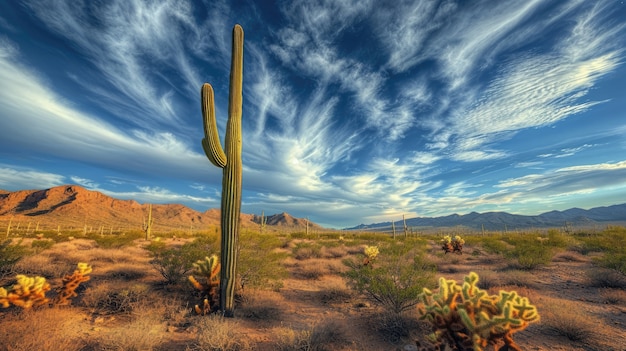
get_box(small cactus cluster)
[441,235,465,254]
[54,262,92,306]
[363,245,380,266]
[416,272,539,351]
[189,255,221,315]
[0,274,50,308]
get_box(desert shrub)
[376,311,417,343]
[545,229,570,248]
[599,288,626,305]
[294,260,327,280]
[0,239,27,277]
[193,314,251,351]
[595,251,626,275]
[95,309,165,351]
[573,226,625,253]
[502,235,554,270]
[573,227,626,275]
[289,232,309,239]
[88,284,149,315]
[90,231,143,248]
[538,297,599,344]
[273,321,346,351]
[318,283,353,304]
[479,237,509,255]
[320,245,349,259]
[292,242,322,260]
[146,237,217,284]
[104,263,149,281]
[0,307,87,351]
[12,253,72,279]
[238,232,288,291]
[343,243,436,314]
[586,268,626,288]
[30,239,54,252]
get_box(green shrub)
[292,242,322,260]
[479,237,509,255]
[501,234,555,270]
[574,227,626,274]
[238,232,288,291]
[90,231,143,248]
[146,237,217,284]
[31,239,54,252]
[343,243,436,314]
[0,240,28,277]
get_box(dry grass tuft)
[100,262,150,281]
[538,296,601,345]
[599,288,626,305]
[317,282,353,305]
[375,311,417,344]
[0,307,88,351]
[293,259,330,280]
[94,309,166,351]
[320,245,349,259]
[587,268,626,288]
[12,253,73,279]
[192,314,252,351]
[273,320,347,351]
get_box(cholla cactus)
[441,235,464,254]
[363,245,380,266]
[189,255,221,314]
[417,272,539,351]
[54,262,92,306]
[0,274,51,308]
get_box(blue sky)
[1,0,625,228]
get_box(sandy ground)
[1,236,625,351]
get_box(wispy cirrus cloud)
[495,160,626,198]
[23,0,206,128]
[0,166,66,190]
[439,3,622,162]
[0,41,217,182]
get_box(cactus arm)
[202,83,228,168]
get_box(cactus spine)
[201,24,244,317]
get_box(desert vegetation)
[1,225,625,350]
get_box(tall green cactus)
[201,24,244,317]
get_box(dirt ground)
[1,236,625,351]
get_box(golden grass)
[192,314,252,351]
[0,307,89,351]
[537,296,602,345]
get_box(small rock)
[403,344,417,351]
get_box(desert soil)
[1,236,625,351]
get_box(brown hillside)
[0,185,324,232]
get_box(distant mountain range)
[0,185,323,232]
[347,203,626,232]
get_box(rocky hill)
[0,185,322,233]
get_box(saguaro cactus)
[143,204,153,240]
[201,24,244,317]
